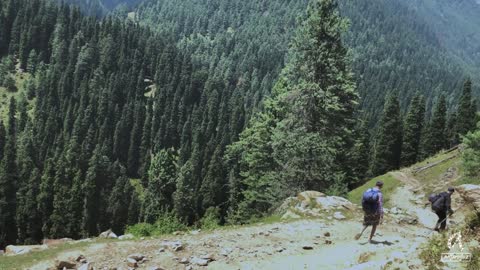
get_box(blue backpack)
[362,188,380,212]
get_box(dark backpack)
[428,193,440,203]
[431,192,446,212]
[362,188,380,212]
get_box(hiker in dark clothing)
[355,181,384,242]
[431,187,455,231]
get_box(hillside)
[2,149,478,269]
[1,0,480,253]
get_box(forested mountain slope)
[134,0,480,122]
[65,0,142,15]
[0,0,479,249]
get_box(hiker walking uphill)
[429,187,455,231]
[355,181,384,243]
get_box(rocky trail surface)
[13,166,477,270]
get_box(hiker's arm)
[446,195,453,213]
[378,192,384,217]
[445,196,453,215]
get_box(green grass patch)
[348,173,401,208]
[414,155,461,194]
[0,240,109,270]
[0,71,33,121]
[418,232,450,270]
[410,150,455,169]
[456,162,480,186]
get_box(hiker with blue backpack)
[429,187,455,232]
[355,181,384,243]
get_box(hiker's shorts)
[363,212,381,226]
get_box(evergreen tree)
[401,94,425,166]
[349,121,371,187]
[107,162,130,234]
[446,112,459,148]
[423,95,447,156]
[0,98,18,248]
[173,160,197,224]
[142,149,178,223]
[371,94,403,176]
[272,0,359,192]
[457,79,477,136]
[0,121,5,162]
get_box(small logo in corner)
[441,231,472,263]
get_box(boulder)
[191,256,209,266]
[179,257,189,264]
[127,257,138,268]
[128,254,145,261]
[302,245,314,250]
[220,247,233,256]
[55,260,76,269]
[99,229,118,239]
[119,234,134,240]
[457,184,480,210]
[316,196,356,211]
[281,210,301,220]
[334,212,346,220]
[161,240,184,251]
[5,244,48,255]
[78,263,90,270]
[395,214,418,225]
[275,197,301,215]
[298,191,325,203]
[200,253,215,261]
[148,267,165,270]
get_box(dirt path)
[26,171,465,270]
[28,218,430,270]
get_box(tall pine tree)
[457,79,477,136]
[0,98,18,248]
[371,94,403,176]
[401,94,425,166]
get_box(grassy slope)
[0,70,32,121]
[0,241,104,270]
[347,173,401,208]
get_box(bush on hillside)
[419,233,449,270]
[462,123,480,178]
[199,207,221,230]
[126,211,187,237]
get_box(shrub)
[126,212,187,237]
[419,233,449,270]
[200,207,221,230]
[462,126,480,178]
[153,211,187,235]
[125,223,154,237]
[466,247,480,270]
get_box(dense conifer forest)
[0,0,478,248]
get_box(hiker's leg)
[434,211,441,230]
[355,225,369,240]
[439,211,447,231]
[369,224,377,241]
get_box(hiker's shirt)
[373,187,384,216]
